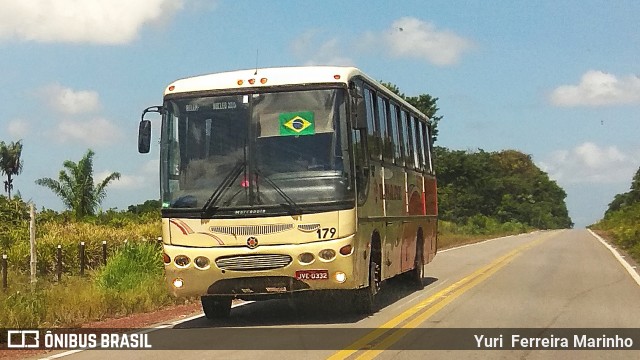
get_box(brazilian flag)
[279,111,315,136]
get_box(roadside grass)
[438,233,501,249]
[438,218,533,249]
[5,220,162,275]
[0,242,187,328]
[590,202,640,263]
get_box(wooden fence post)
[2,254,7,290]
[79,242,85,276]
[56,245,62,281]
[102,241,107,265]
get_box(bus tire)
[201,296,232,319]
[409,236,425,290]
[353,258,381,314]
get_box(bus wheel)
[353,259,381,314]
[409,237,425,290]
[201,296,232,319]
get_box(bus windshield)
[160,88,354,215]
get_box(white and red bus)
[138,66,437,318]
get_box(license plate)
[295,270,329,280]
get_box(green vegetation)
[96,241,163,292]
[435,147,573,230]
[0,194,29,252]
[0,139,24,199]
[0,196,185,328]
[590,167,640,262]
[0,146,179,328]
[35,149,121,221]
[2,200,161,274]
[438,218,532,249]
[1,243,181,328]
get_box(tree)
[0,194,29,250]
[0,140,24,199]
[35,149,121,220]
[127,199,161,214]
[434,147,573,229]
[380,82,443,142]
[606,166,640,215]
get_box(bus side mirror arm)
[138,105,163,154]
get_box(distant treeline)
[434,147,573,230]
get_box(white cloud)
[95,158,158,190]
[55,118,123,147]
[539,142,639,184]
[380,17,473,66]
[41,84,101,115]
[290,30,354,66]
[550,70,640,107]
[95,170,140,190]
[6,119,30,139]
[0,0,184,44]
[290,18,472,67]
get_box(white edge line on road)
[588,229,640,287]
[39,301,254,359]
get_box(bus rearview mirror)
[138,120,151,153]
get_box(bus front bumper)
[162,235,364,298]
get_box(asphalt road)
[32,229,640,359]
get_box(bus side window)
[401,111,412,169]
[409,116,420,170]
[363,87,379,160]
[416,120,427,172]
[415,118,425,171]
[352,81,370,205]
[389,103,400,164]
[395,106,406,166]
[423,123,433,173]
[377,96,392,162]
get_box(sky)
[0,0,638,228]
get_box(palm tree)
[35,149,121,220]
[0,140,24,199]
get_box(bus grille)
[210,224,293,236]
[215,254,293,271]
[297,223,320,232]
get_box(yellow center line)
[327,233,553,360]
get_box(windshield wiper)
[255,169,303,215]
[201,162,245,216]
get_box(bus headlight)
[319,249,336,261]
[298,252,315,264]
[173,278,184,288]
[334,272,347,283]
[194,256,210,269]
[339,245,353,256]
[174,255,191,267]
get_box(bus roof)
[164,66,364,95]
[164,66,430,122]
